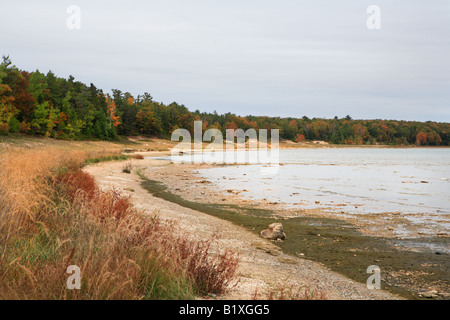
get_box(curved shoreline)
[84,156,403,300]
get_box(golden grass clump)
[0,147,239,299]
[0,148,86,236]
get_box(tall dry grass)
[0,148,85,238]
[0,148,239,299]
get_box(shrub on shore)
[0,148,239,299]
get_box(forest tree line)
[1,56,448,145]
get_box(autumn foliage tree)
[0,57,17,135]
[106,96,121,128]
[0,55,448,146]
[415,132,427,146]
[295,133,305,143]
[136,104,162,135]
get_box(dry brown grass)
[0,148,86,237]
[0,147,239,299]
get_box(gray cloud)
[1,0,449,121]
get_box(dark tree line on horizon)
[0,56,448,146]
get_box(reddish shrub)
[55,168,239,296]
[57,170,132,222]
[177,237,239,295]
[123,215,174,247]
[92,189,131,221]
[57,169,98,200]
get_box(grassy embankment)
[0,137,238,299]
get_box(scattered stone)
[251,242,281,256]
[267,250,281,256]
[260,223,286,241]
[278,257,298,265]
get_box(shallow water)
[194,148,450,230]
[151,148,450,232]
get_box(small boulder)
[260,223,286,241]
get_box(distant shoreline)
[1,134,450,154]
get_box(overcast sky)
[1,1,449,121]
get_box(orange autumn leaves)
[105,95,121,128]
[105,95,134,128]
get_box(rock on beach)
[260,223,286,241]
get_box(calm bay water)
[193,148,450,229]
[151,148,450,231]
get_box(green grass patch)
[8,228,60,265]
[84,154,129,166]
[137,251,195,300]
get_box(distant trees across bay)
[0,56,448,146]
